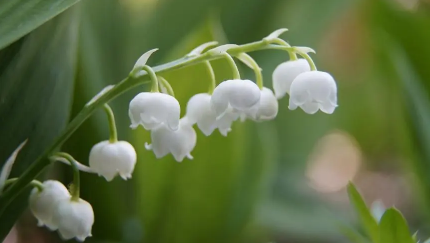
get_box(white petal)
[289,70,338,114]
[211,79,260,116]
[186,93,217,136]
[272,59,310,99]
[147,118,197,161]
[29,180,71,230]
[215,106,239,136]
[300,102,319,114]
[89,141,137,181]
[129,92,180,131]
[254,87,278,121]
[53,198,94,242]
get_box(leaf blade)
[347,183,379,242]
[0,0,81,50]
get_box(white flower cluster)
[29,180,94,242]
[0,30,339,242]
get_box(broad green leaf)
[0,0,81,50]
[347,183,379,242]
[379,208,415,243]
[0,7,79,240]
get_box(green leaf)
[379,208,415,243]
[0,0,81,50]
[0,7,79,240]
[347,183,379,242]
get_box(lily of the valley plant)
[0,28,338,241]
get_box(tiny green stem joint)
[53,152,80,201]
[103,104,118,143]
[3,178,44,192]
[157,76,175,97]
[296,51,317,71]
[222,53,241,80]
[204,61,216,94]
[142,65,159,92]
[236,53,263,90]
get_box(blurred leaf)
[0,0,81,50]
[0,7,79,240]
[379,208,414,243]
[347,183,379,243]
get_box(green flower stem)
[103,104,118,143]
[236,53,263,89]
[3,178,43,192]
[157,76,175,97]
[142,65,159,92]
[204,61,216,94]
[295,50,317,71]
[0,39,294,216]
[52,152,80,201]
[222,53,240,80]
[270,38,297,60]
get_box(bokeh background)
[1,0,430,242]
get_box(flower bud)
[29,180,70,230]
[89,140,137,181]
[289,71,338,114]
[211,79,260,116]
[272,59,310,99]
[145,117,197,162]
[129,92,180,131]
[52,198,94,242]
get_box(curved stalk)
[222,53,240,80]
[141,65,159,92]
[3,178,43,192]
[204,61,216,94]
[52,152,80,201]
[236,53,263,89]
[103,104,118,143]
[158,76,175,97]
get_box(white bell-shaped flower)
[29,180,71,230]
[145,117,197,162]
[272,59,310,99]
[186,93,239,136]
[289,71,338,114]
[52,198,94,242]
[211,79,260,116]
[242,87,279,121]
[129,92,180,131]
[89,140,137,181]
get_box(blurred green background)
[1,0,430,242]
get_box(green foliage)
[0,0,81,49]
[347,183,379,243]
[379,209,415,243]
[347,183,416,243]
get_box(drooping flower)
[89,140,137,181]
[129,92,180,131]
[145,117,197,162]
[272,59,310,99]
[29,180,71,230]
[288,71,338,114]
[210,79,260,116]
[185,93,239,136]
[52,198,94,242]
[241,87,278,121]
